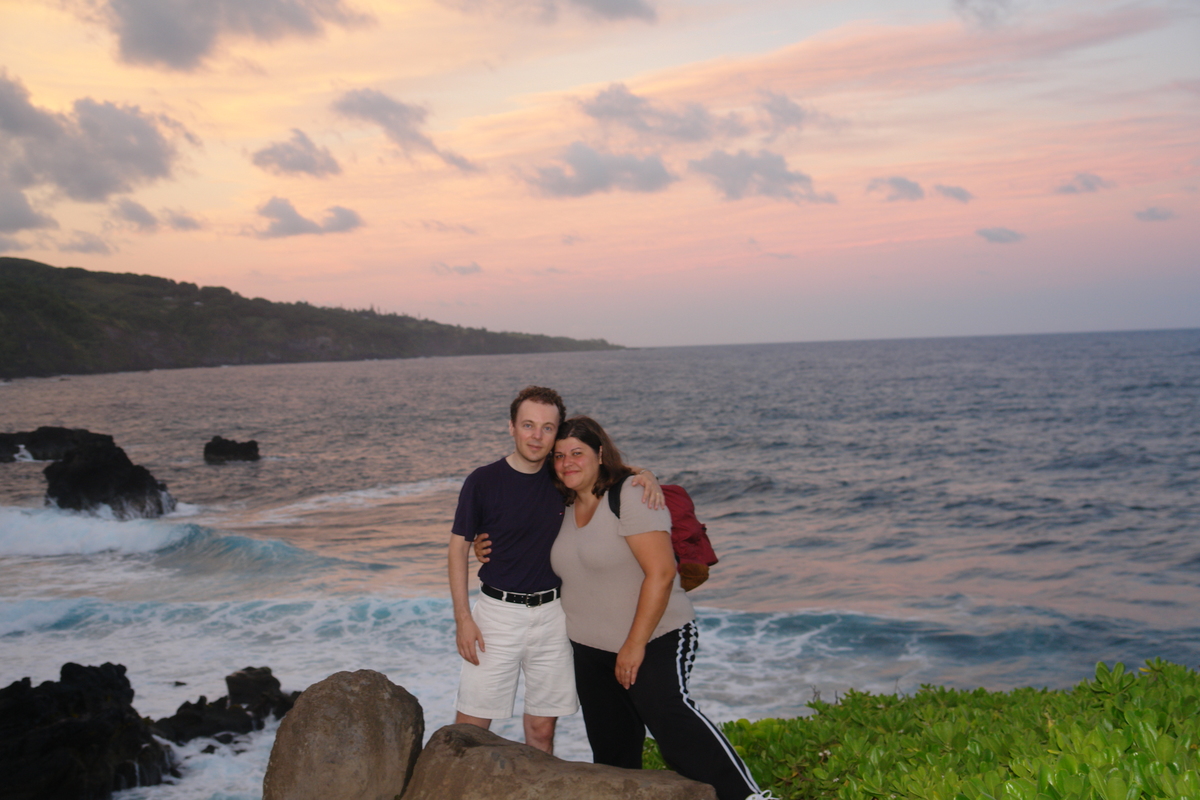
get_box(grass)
[644,659,1200,800]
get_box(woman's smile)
[553,436,601,493]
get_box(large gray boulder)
[262,670,423,800]
[401,724,717,800]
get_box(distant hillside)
[0,258,619,379]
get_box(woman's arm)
[616,529,676,689]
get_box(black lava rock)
[0,663,176,800]
[152,666,298,745]
[43,442,176,519]
[225,666,297,721]
[203,436,260,464]
[0,427,114,463]
[151,695,256,745]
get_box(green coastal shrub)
[644,659,1200,800]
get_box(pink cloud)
[649,5,1174,103]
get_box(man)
[448,386,659,753]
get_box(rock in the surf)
[0,426,114,463]
[43,441,176,519]
[263,669,424,800]
[152,694,257,745]
[225,666,297,722]
[153,666,297,745]
[402,724,718,800]
[0,434,15,462]
[203,435,260,463]
[0,662,176,800]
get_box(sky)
[1,0,1197,347]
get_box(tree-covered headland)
[0,258,619,379]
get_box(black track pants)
[571,622,761,800]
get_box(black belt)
[481,583,560,607]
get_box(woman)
[547,415,769,800]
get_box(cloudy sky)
[1,0,1197,346]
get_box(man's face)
[508,400,561,467]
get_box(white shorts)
[455,593,579,720]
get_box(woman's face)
[553,436,601,494]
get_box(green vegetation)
[645,659,1200,800]
[0,258,619,379]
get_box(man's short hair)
[510,386,566,425]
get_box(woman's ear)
[598,446,603,465]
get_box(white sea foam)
[168,502,205,518]
[2,597,863,734]
[114,724,279,800]
[0,507,191,556]
[237,478,462,526]
[0,598,84,637]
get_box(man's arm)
[474,467,662,564]
[629,467,665,509]
[448,533,485,665]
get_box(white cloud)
[690,150,834,202]
[0,235,29,253]
[432,261,482,275]
[581,84,744,141]
[252,129,341,177]
[94,0,372,71]
[758,91,811,140]
[1135,207,1175,222]
[59,230,115,254]
[112,197,158,231]
[1054,173,1114,194]
[443,0,655,23]
[934,184,974,203]
[421,220,479,235]
[333,88,478,172]
[321,205,362,232]
[954,0,1016,28]
[163,209,202,231]
[255,197,363,237]
[530,142,675,197]
[868,176,925,202]
[0,72,193,207]
[976,227,1024,243]
[572,0,655,21]
[0,184,57,234]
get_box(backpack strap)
[607,475,628,517]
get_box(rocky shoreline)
[0,663,296,800]
[1,664,717,800]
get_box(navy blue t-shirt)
[452,457,565,593]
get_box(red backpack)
[608,479,719,591]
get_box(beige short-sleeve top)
[550,479,695,652]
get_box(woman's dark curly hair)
[552,415,633,506]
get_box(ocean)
[2,329,1199,799]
